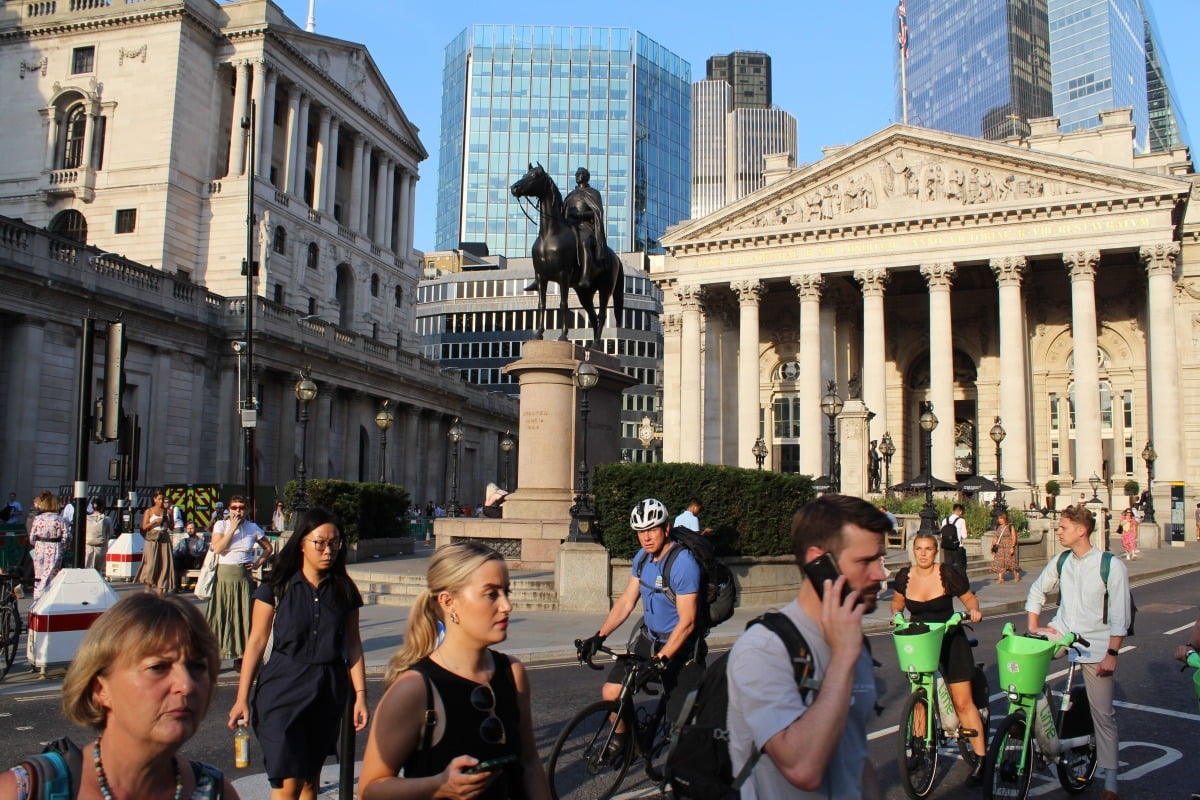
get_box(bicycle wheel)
[0,603,19,681]
[1056,687,1098,793]
[898,690,939,800]
[548,700,632,800]
[983,712,1034,800]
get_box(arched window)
[273,225,287,255]
[370,273,380,297]
[50,209,88,242]
[307,242,319,269]
[63,104,87,169]
[394,285,403,308]
[335,263,354,328]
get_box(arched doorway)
[335,263,354,329]
[905,349,979,481]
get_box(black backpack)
[940,517,961,551]
[634,526,737,630]
[665,612,817,800]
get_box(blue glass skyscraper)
[436,25,691,257]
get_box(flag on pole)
[897,0,909,58]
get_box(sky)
[273,0,1200,254]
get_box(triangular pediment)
[664,125,1190,247]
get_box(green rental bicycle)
[982,623,1098,800]
[892,612,990,799]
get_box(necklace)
[93,738,183,800]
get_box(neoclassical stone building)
[654,111,1199,519]
[0,0,516,509]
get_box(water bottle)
[935,676,959,732]
[234,720,250,768]
[1034,690,1061,756]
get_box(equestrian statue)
[510,163,623,346]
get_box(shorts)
[940,626,975,684]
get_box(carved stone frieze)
[660,314,681,334]
[19,57,47,79]
[118,45,147,66]
[675,284,704,311]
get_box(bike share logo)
[900,643,915,656]
[1005,660,1022,673]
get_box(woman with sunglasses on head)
[359,541,549,800]
[205,496,273,668]
[228,507,367,800]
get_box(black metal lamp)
[820,380,844,492]
[919,404,939,534]
[989,416,1007,527]
[752,437,767,470]
[293,371,318,512]
[499,430,515,491]
[879,432,896,498]
[374,401,394,483]
[447,419,464,517]
[569,362,600,542]
[1141,441,1156,523]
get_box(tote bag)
[193,550,218,600]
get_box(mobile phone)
[802,552,856,605]
[463,754,517,774]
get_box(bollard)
[338,683,355,798]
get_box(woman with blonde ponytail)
[360,542,549,800]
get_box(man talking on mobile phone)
[725,494,888,799]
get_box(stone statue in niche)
[847,370,862,400]
[868,440,881,494]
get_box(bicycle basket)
[995,633,1059,695]
[892,621,947,674]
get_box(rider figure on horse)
[564,167,606,290]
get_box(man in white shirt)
[1026,504,1130,800]
[941,503,968,576]
[672,497,712,535]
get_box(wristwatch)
[1106,648,1120,657]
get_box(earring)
[449,611,459,624]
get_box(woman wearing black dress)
[892,530,987,781]
[359,541,549,800]
[227,508,368,800]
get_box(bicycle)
[546,641,671,800]
[892,612,990,799]
[982,622,1098,799]
[0,573,22,680]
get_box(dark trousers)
[948,548,968,578]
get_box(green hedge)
[873,496,1028,537]
[282,480,409,543]
[593,462,815,559]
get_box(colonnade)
[224,59,418,258]
[665,243,1183,491]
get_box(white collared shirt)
[1025,545,1131,662]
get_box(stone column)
[920,263,956,479]
[383,159,396,252]
[854,268,889,443]
[349,134,364,232]
[283,87,302,195]
[661,314,681,462]
[258,67,277,181]
[1063,250,1102,487]
[314,389,332,479]
[792,274,825,476]
[359,144,374,236]
[291,94,310,197]
[228,61,250,177]
[677,284,704,464]
[312,108,331,210]
[374,153,388,244]
[42,108,59,171]
[396,169,411,257]
[402,405,421,502]
[991,256,1030,485]
[733,280,763,469]
[721,311,739,465]
[701,297,728,464]
[249,60,267,174]
[323,116,340,214]
[1141,243,1182,482]
[79,99,98,171]
[406,176,418,260]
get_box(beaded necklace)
[93,738,183,800]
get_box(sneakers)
[602,732,627,766]
[967,756,985,785]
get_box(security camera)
[231,340,247,353]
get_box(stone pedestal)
[557,541,611,612]
[1137,521,1162,550]
[838,399,872,497]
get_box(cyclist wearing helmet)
[577,498,706,747]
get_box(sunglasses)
[229,505,246,511]
[470,684,506,745]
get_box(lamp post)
[989,416,1007,528]
[569,362,600,543]
[919,403,939,534]
[820,380,844,492]
[1088,472,1102,504]
[879,432,896,498]
[374,401,394,483]
[1141,441,1156,522]
[447,419,464,517]
[752,437,767,470]
[499,430,515,491]
[293,372,318,512]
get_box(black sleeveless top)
[893,564,970,623]
[405,650,524,799]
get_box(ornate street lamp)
[447,419,464,517]
[1088,472,1102,504]
[499,430,515,491]
[919,403,939,534]
[820,380,844,492]
[879,432,896,498]
[569,362,600,542]
[374,400,394,483]
[293,371,318,512]
[989,416,1007,528]
[1141,441,1156,523]
[752,437,768,470]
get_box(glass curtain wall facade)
[1140,0,1189,152]
[895,0,1052,140]
[436,25,690,257]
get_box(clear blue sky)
[275,0,1199,254]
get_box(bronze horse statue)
[510,163,623,346]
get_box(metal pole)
[72,318,95,566]
[244,100,258,520]
[337,686,354,798]
[295,401,310,512]
[378,428,387,483]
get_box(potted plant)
[1044,480,1061,511]
[1123,480,1139,508]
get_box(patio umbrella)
[889,472,957,492]
[957,474,1014,493]
[811,475,835,492]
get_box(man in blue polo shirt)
[578,497,704,754]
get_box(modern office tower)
[1050,0,1188,153]
[705,51,772,109]
[691,79,797,219]
[435,25,691,258]
[895,0,1053,140]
